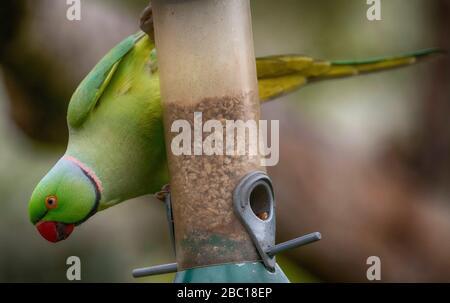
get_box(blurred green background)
[0,0,449,282]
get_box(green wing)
[67,32,146,128]
[257,48,443,102]
[68,31,442,126]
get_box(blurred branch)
[407,0,450,191]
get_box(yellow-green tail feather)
[257,48,445,102]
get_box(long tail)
[257,49,445,102]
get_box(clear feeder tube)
[153,0,264,269]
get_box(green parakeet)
[28,30,441,242]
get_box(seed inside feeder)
[164,94,264,268]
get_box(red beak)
[36,221,75,243]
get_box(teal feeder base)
[174,262,290,283]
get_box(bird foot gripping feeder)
[133,0,320,283]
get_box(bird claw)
[140,4,154,39]
[155,184,170,202]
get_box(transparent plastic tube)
[153,0,264,269]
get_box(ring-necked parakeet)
[28,30,441,242]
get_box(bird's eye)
[45,195,58,209]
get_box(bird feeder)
[134,0,321,282]
[153,0,265,270]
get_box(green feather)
[257,48,443,102]
[29,31,444,234]
[67,32,145,127]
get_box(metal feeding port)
[233,171,277,270]
[233,171,321,272]
[132,171,321,278]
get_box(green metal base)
[174,262,290,283]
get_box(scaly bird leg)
[140,4,154,40]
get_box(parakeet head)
[28,157,102,242]
[28,32,167,243]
